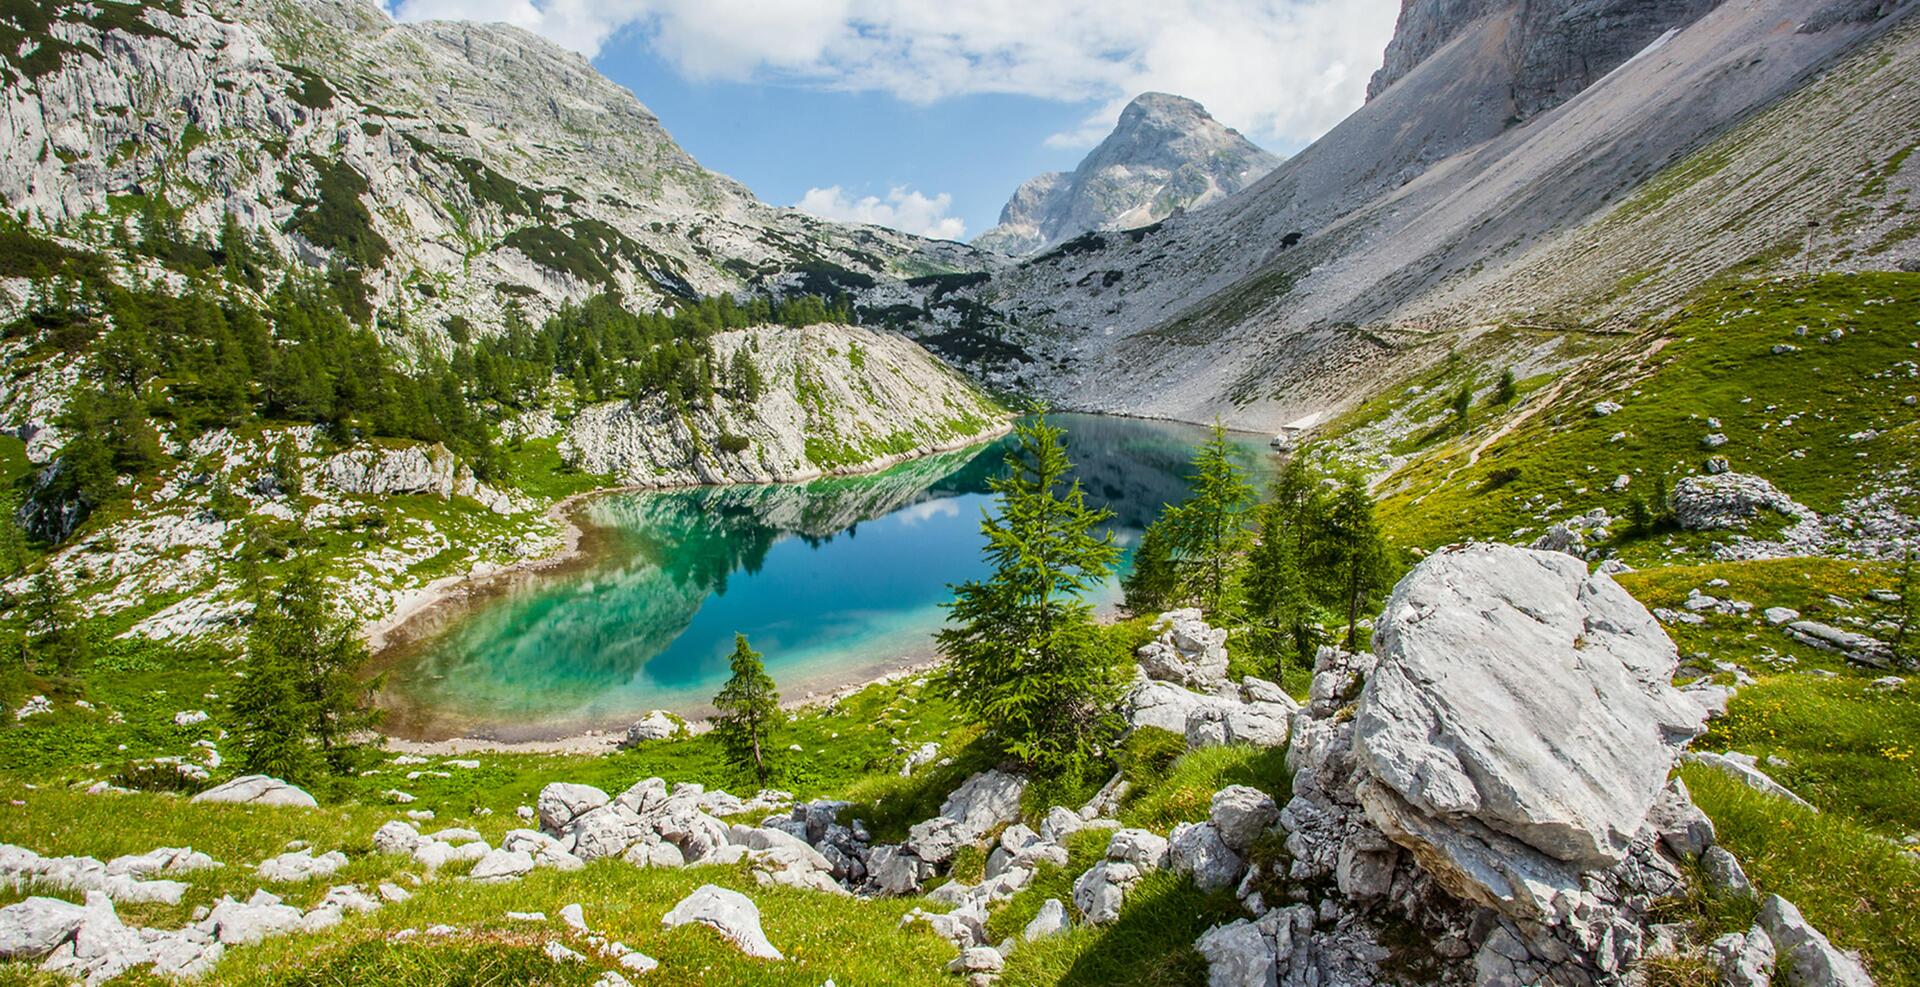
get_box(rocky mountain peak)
[972,92,1280,257]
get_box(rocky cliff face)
[1366,0,1720,118]
[972,93,1280,257]
[0,0,987,340]
[559,323,1005,488]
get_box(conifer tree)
[231,554,380,780]
[1172,422,1255,614]
[712,634,781,786]
[1244,498,1323,671]
[939,415,1123,773]
[1495,368,1518,405]
[1323,475,1392,649]
[24,571,87,674]
[1451,385,1473,433]
[0,486,27,580]
[1123,516,1180,614]
[270,439,304,498]
[728,347,764,403]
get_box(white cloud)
[387,0,1401,150]
[794,186,967,240]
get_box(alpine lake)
[375,414,1277,740]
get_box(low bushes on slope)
[1359,273,1919,558]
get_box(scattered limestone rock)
[1701,845,1754,898]
[191,775,317,808]
[661,884,783,960]
[0,896,87,961]
[468,849,535,884]
[105,847,215,878]
[1710,927,1776,987]
[1023,898,1069,942]
[1684,751,1817,811]
[1209,786,1279,854]
[208,890,304,946]
[1168,821,1246,892]
[373,821,428,856]
[1136,609,1231,692]
[1671,473,1816,533]
[621,710,684,746]
[1783,621,1896,668]
[1759,895,1873,987]
[1070,859,1142,925]
[256,849,348,883]
[0,844,190,905]
[537,782,611,833]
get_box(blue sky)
[590,50,1097,239]
[388,1,1402,240]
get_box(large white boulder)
[191,775,317,808]
[1351,544,1707,919]
[537,783,610,833]
[661,884,783,960]
[0,896,86,961]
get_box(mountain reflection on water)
[378,414,1273,739]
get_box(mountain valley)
[0,0,1916,985]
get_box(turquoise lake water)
[379,414,1274,739]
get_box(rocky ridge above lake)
[2,320,1006,643]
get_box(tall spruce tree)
[1122,516,1181,614]
[1172,422,1255,614]
[1244,498,1323,672]
[712,634,781,786]
[939,416,1123,773]
[231,554,380,780]
[1323,475,1392,649]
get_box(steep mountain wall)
[964,0,1918,429]
[1367,0,1723,118]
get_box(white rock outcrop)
[1352,544,1707,918]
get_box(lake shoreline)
[363,411,1271,753]
[361,420,1016,657]
[378,654,952,757]
[361,422,1016,745]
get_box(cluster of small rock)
[1123,609,1298,748]
[869,610,1303,984]
[0,838,401,982]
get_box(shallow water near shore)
[376,414,1275,740]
